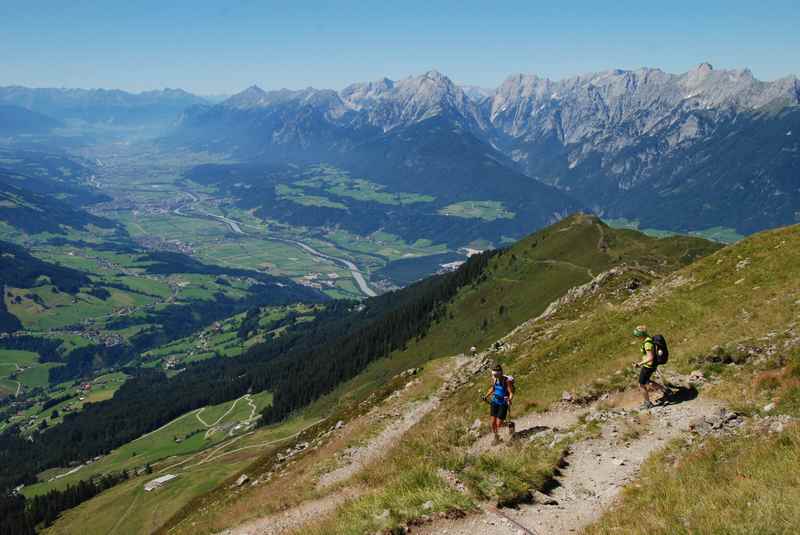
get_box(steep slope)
[133,218,797,535]
[0,147,118,235]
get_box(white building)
[144,474,177,492]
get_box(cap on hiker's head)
[633,325,648,337]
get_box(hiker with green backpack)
[632,325,670,409]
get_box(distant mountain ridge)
[0,104,62,136]
[0,86,207,126]
[168,64,800,236]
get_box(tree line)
[0,471,129,535]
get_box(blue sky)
[1,0,798,94]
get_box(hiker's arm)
[507,382,514,403]
[639,349,655,367]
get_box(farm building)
[144,474,177,492]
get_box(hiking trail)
[415,389,726,535]
[221,354,482,535]
[215,358,729,535]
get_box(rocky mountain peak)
[338,70,484,132]
[223,85,269,108]
[696,62,714,73]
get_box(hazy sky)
[1,0,798,94]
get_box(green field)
[44,411,321,535]
[296,165,436,206]
[276,184,348,210]
[26,390,274,497]
[0,349,38,366]
[142,303,320,366]
[438,200,515,221]
[4,270,162,331]
[0,379,19,398]
[17,363,61,388]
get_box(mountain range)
[0,86,207,126]
[169,64,800,236]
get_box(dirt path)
[220,355,482,534]
[533,259,594,278]
[222,488,363,535]
[159,418,328,474]
[469,404,586,456]
[199,394,249,429]
[317,396,441,489]
[132,409,199,444]
[317,355,476,490]
[107,489,142,535]
[415,394,725,535]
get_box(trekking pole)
[656,367,674,396]
[487,505,538,535]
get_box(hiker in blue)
[483,364,515,442]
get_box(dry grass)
[585,423,800,535]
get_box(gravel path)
[223,488,363,535]
[414,394,725,535]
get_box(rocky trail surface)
[414,385,737,535]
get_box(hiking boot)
[492,434,502,445]
[639,401,654,410]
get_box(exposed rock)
[688,370,706,384]
[689,408,742,436]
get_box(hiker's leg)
[639,367,654,402]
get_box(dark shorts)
[639,365,657,385]
[490,402,508,420]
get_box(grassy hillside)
[331,213,719,403]
[28,214,718,534]
[144,219,799,535]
